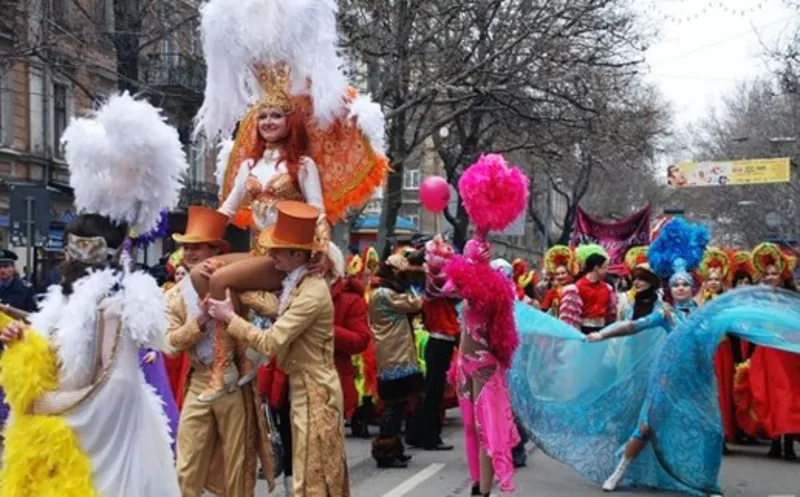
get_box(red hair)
[247,100,311,184]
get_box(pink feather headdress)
[444,154,530,368]
[458,153,530,237]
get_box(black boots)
[768,436,797,461]
[470,483,490,496]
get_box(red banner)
[570,204,652,265]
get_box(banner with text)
[570,204,652,265]
[667,157,791,187]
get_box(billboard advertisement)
[667,157,791,187]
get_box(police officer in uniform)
[0,249,36,313]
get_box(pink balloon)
[420,176,451,213]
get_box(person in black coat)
[0,249,36,313]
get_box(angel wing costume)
[0,93,187,497]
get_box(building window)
[188,137,206,182]
[53,83,67,157]
[407,214,419,229]
[0,64,12,146]
[403,169,420,190]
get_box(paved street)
[244,413,800,497]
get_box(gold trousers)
[176,372,250,497]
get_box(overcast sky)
[640,0,796,127]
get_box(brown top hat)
[258,201,323,252]
[172,206,231,252]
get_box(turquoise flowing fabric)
[508,287,800,496]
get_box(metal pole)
[25,196,34,283]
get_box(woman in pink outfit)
[441,154,529,496]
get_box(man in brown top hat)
[165,206,274,497]
[208,201,349,497]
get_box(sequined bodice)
[245,162,304,233]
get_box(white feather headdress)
[61,92,188,234]
[195,0,348,141]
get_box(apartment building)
[0,0,216,283]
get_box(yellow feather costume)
[0,313,99,497]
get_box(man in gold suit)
[165,206,274,497]
[208,201,350,497]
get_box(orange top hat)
[172,206,231,252]
[258,201,323,252]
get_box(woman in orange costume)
[539,245,578,319]
[189,0,389,402]
[737,243,799,460]
[696,248,737,450]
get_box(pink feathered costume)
[443,154,528,494]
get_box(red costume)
[331,277,372,419]
[560,276,617,331]
[734,244,800,447]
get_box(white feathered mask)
[61,92,188,234]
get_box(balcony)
[141,53,205,97]
[179,181,218,210]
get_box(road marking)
[380,463,446,497]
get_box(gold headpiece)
[253,63,294,113]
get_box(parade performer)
[0,92,185,497]
[328,244,372,424]
[619,247,649,314]
[190,0,388,402]
[731,249,759,289]
[445,154,527,496]
[165,205,276,497]
[560,244,617,333]
[510,217,800,496]
[406,235,459,451]
[207,201,350,497]
[539,245,578,318]
[735,243,800,460]
[369,253,423,468]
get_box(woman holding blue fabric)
[586,249,703,492]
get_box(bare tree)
[340,0,566,252]
[341,0,669,252]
